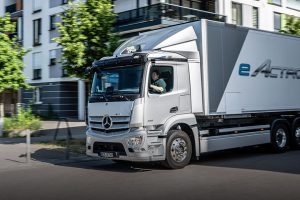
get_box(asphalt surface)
[0,146,299,200]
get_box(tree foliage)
[0,14,29,92]
[55,0,120,78]
[280,15,300,36]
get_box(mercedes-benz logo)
[102,115,112,129]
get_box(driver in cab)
[149,70,166,94]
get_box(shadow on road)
[27,144,300,175]
[193,146,300,175]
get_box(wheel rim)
[295,127,300,143]
[276,128,287,148]
[170,138,188,162]
[295,127,300,138]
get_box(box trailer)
[86,19,300,168]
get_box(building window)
[33,19,42,46]
[33,69,42,80]
[50,15,56,30]
[62,68,68,77]
[34,87,42,104]
[33,52,42,68]
[33,52,42,80]
[49,50,57,66]
[32,0,42,12]
[232,2,242,25]
[149,66,174,94]
[274,12,281,32]
[269,0,282,6]
[191,1,201,10]
[166,0,180,5]
[252,7,259,29]
[182,0,191,7]
[62,0,69,5]
[49,49,61,66]
[286,0,300,11]
[17,17,23,41]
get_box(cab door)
[144,61,190,126]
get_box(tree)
[280,15,300,36]
[0,14,29,92]
[54,0,120,78]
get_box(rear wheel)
[291,123,300,149]
[162,130,192,169]
[271,123,290,153]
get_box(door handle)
[170,106,178,113]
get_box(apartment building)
[0,0,300,119]
[0,0,85,119]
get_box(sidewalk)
[0,120,94,171]
[1,120,87,144]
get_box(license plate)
[99,152,119,158]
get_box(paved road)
[0,146,299,200]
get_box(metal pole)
[53,120,61,141]
[26,130,31,163]
[65,129,70,160]
[65,119,72,139]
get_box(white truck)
[86,19,300,169]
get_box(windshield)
[91,65,143,96]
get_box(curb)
[34,156,100,165]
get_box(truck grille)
[89,116,130,134]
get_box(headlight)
[86,136,92,145]
[127,136,143,147]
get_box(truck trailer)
[86,19,300,169]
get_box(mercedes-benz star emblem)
[102,115,112,129]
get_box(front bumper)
[86,128,166,162]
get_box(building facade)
[0,0,300,119]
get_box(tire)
[271,123,290,153]
[291,122,300,149]
[162,130,192,169]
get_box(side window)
[149,66,174,94]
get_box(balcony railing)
[115,3,226,32]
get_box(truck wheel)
[162,130,192,169]
[271,123,290,153]
[291,123,300,149]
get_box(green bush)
[3,107,42,132]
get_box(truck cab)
[86,51,199,168]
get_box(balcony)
[5,0,23,18]
[115,3,226,34]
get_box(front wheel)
[162,130,192,169]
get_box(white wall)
[0,0,5,16]
[5,0,16,5]
[242,4,253,28]
[221,0,300,31]
[22,0,78,84]
[287,0,300,10]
